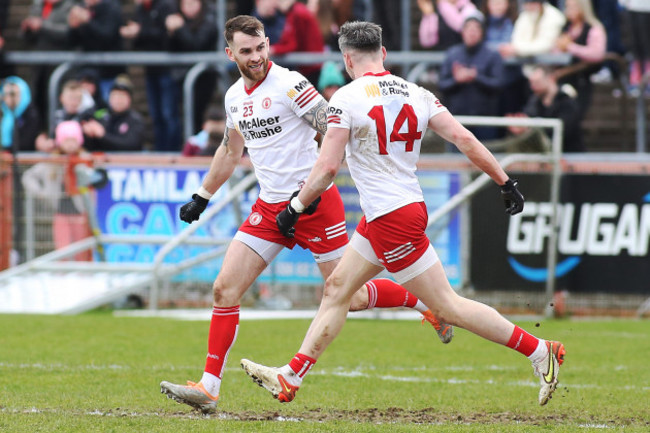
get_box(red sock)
[506,325,539,357]
[288,353,317,378]
[365,278,418,309]
[204,305,240,378]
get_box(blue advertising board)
[96,166,461,287]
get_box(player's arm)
[299,99,329,135]
[429,111,507,184]
[428,111,524,214]
[298,126,349,206]
[179,127,245,223]
[201,127,245,193]
[275,126,349,237]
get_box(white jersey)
[225,62,324,203]
[327,71,447,222]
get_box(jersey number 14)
[367,104,422,155]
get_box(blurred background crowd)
[0,0,648,157]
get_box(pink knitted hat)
[55,120,84,147]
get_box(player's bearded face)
[229,33,270,82]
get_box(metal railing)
[5,50,577,142]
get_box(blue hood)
[1,76,33,148]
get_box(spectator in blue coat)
[438,10,504,144]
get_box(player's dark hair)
[338,21,382,53]
[224,15,265,45]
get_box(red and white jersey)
[225,62,324,203]
[327,71,447,222]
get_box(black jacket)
[523,90,584,152]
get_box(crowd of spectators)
[0,0,647,156]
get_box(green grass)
[1,312,649,432]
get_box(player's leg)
[241,246,383,402]
[161,239,271,413]
[300,187,452,341]
[403,259,565,405]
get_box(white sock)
[527,339,548,364]
[280,364,303,387]
[413,300,428,313]
[200,371,221,396]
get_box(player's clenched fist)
[276,191,322,238]
[180,194,209,223]
[500,178,524,215]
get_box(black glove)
[276,203,301,238]
[179,193,209,223]
[500,178,524,215]
[289,190,321,215]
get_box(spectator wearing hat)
[498,0,565,59]
[438,11,504,143]
[82,75,145,152]
[76,68,108,114]
[23,119,94,261]
[317,61,345,102]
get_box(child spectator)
[23,120,93,261]
[181,106,225,156]
[35,79,88,152]
[1,76,42,152]
[82,75,145,152]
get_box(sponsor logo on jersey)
[365,83,380,97]
[377,79,410,97]
[238,115,283,140]
[286,80,310,98]
[327,106,343,124]
[249,212,263,226]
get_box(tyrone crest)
[262,97,272,109]
[249,212,263,225]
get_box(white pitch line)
[2,362,648,392]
